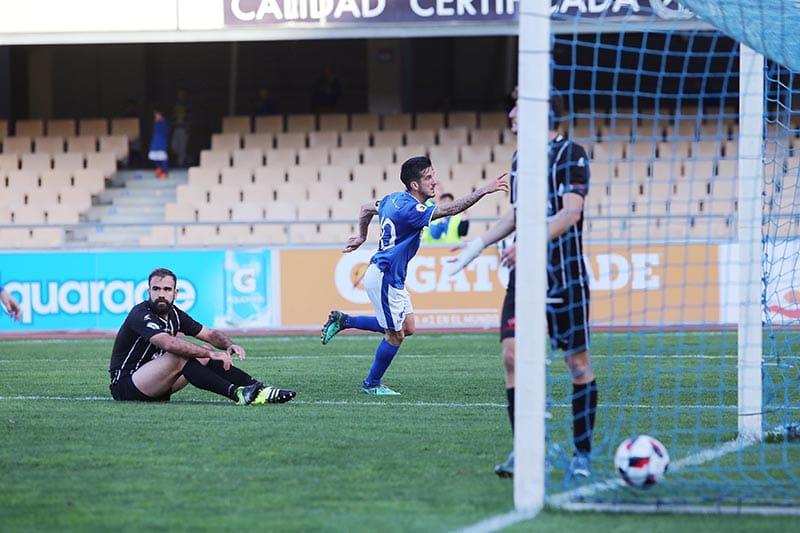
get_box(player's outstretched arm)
[431,173,508,221]
[445,210,516,276]
[195,326,246,360]
[148,332,231,369]
[343,201,378,253]
[0,288,22,321]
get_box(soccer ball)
[614,435,670,488]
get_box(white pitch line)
[455,509,539,533]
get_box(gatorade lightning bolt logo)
[769,289,800,319]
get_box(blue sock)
[363,339,400,388]
[345,315,384,333]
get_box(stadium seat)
[319,165,350,183]
[289,223,321,244]
[0,205,11,224]
[626,141,657,161]
[254,115,283,134]
[298,147,329,166]
[200,150,231,168]
[177,224,218,246]
[352,165,385,186]
[208,186,241,207]
[384,164,402,183]
[308,131,339,148]
[85,153,116,177]
[287,114,316,133]
[395,144,426,163]
[330,147,361,167]
[28,187,59,206]
[34,136,64,154]
[216,224,250,244]
[12,205,46,224]
[362,147,394,166]
[246,223,289,244]
[500,129,515,145]
[53,153,84,172]
[3,187,27,210]
[231,203,265,222]
[484,162,508,181]
[374,177,398,200]
[416,112,445,130]
[232,148,264,168]
[197,204,231,222]
[266,148,297,167]
[79,118,109,137]
[211,133,241,152]
[657,140,691,160]
[330,200,359,221]
[668,118,700,141]
[0,154,19,172]
[275,132,306,150]
[73,169,105,194]
[318,113,348,132]
[265,201,297,221]
[439,127,469,147]
[297,200,330,221]
[492,144,514,163]
[47,119,76,137]
[110,118,140,141]
[448,111,477,130]
[21,153,52,172]
[58,188,92,211]
[340,131,370,148]
[405,129,436,147]
[99,135,129,161]
[429,145,460,166]
[287,166,319,185]
[651,160,683,180]
[177,184,208,205]
[382,113,412,132]
[221,167,253,186]
[40,170,73,190]
[29,227,64,247]
[67,136,97,156]
[470,128,501,146]
[164,203,197,222]
[241,184,275,205]
[3,136,32,154]
[479,111,508,130]
[350,113,380,132]
[315,182,341,201]
[45,204,79,225]
[275,183,307,203]
[0,119,7,143]
[243,132,274,151]
[591,141,625,163]
[253,167,286,187]
[317,223,355,243]
[451,163,483,185]
[189,167,222,187]
[460,145,491,165]
[139,225,177,247]
[222,116,252,135]
[16,120,44,137]
[468,195,501,219]
[372,130,403,148]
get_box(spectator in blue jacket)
[149,109,170,179]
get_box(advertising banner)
[0,249,277,333]
[279,242,721,329]
[222,0,693,27]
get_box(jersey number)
[378,216,397,251]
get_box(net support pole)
[514,1,549,513]
[737,44,763,441]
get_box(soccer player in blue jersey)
[320,156,508,396]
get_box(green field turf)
[0,332,798,532]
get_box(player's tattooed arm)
[343,201,378,253]
[196,326,246,360]
[432,173,508,220]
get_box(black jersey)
[546,134,590,293]
[109,301,203,384]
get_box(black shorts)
[547,281,590,355]
[110,372,171,402]
[500,269,516,341]
[499,270,590,354]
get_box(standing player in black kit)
[109,267,295,405]
[448,90,598,480]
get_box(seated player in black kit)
[109,267,295,405]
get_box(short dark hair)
[439,193,454,202]
[148,268,177,286]
[400,156,433,190]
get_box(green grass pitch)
[0,332,797,531]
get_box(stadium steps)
[70,169,187,247]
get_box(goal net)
[526,1,800,513]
